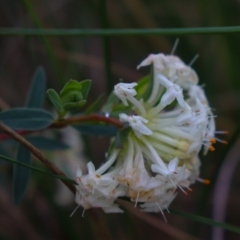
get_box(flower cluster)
[75,53,216,214]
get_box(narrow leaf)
[0,154,76,184]
[79,79,92,99]
[46,89,65,116]
[13,145,32,205]
[85,94,104,115]
[73,124,118,136]
[26,66,46,108]
[0,108,54,130]
[26,136,69,150]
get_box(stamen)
[209,146,215,151]
[209,138,216,144]
[135,191,140,207]
[70,205,80,217]
[202,142,215,151]
[188,54,199,66]
[178,185,187,195]
[155,202,167,223]
[215,137,228,144]
[170,38,180,55]
[197,178,210,185]
[82,208,86,217]
[215,131,228,134]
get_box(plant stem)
[51,114,123,128]
[0,114,123,141]
[1,26,240,36]
[0,121,76,194]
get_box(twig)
[0,130,30,141]
[0,121,76,194]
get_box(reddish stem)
[0,114,123,141]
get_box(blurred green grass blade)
[0,154,76,184]
[13,145,32,205]
[22,0,64,85]
[26,66,46,108]
[170,209,240,234]
[99,0,112,94]
[1,26,240,36]
[85,93,104,115]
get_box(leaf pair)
[47,79,92,118]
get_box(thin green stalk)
[170,208,240,234]
[1,26,240,36]
[0,154,76,184]
[22,0,65,85]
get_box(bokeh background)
[0,0,240,239]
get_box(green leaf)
[26,66,46,108]
[79,79,92,99]
[46,89,66,117]
[0,153,76,184]
[63,100,86,111]
[73,124,118,136]
[85,94,104,115]
[26,136,69,150]
[60,80,83,104]
[114,126,131,149]
[13,145,32,205]
[0,108,54,130]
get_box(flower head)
[74,52,218,215]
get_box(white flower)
[140,190,177,213]
[74,52,218,214]
[157,74,186,108]
[137,53,199,88]
[119,113,152,137]
[151,157,179,176]
[114,83,137,106]
[114,82,146,116]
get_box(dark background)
[0,0,240,239]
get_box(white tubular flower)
[137,53,198,89]
[140,190,177,213]
[74,152,125,214]
[119,113,152,137]
[157,74,186,108]
[114,82,146,116]
[151,157,179,176]
[74,52,219,215]
[114,83,137,106]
